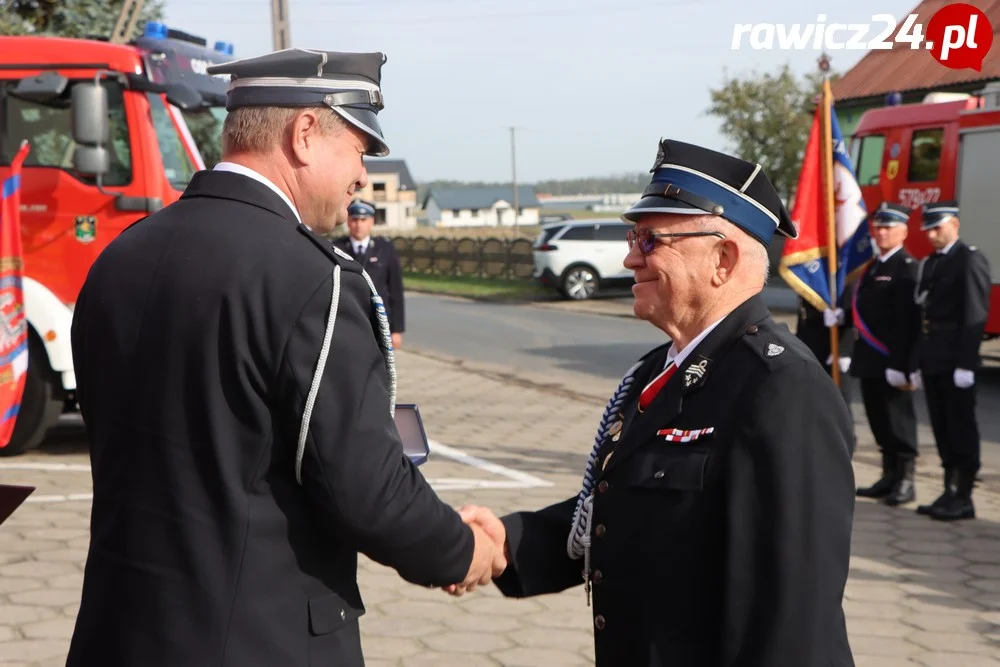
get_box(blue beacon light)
[144,21,169,39]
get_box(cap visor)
[620,196,702,223]
[332,107,389,157]
[921,213,954,230]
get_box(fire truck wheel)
[0,333,65,457]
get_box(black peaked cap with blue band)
[206,48,390,157]
[921,200,959,230]
[348,199,376,217]
[872,201,911,226]
[621,139,797,246]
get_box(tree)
[705,64,839,204]
[0,0,165,41]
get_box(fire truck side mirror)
[70,82,110,178]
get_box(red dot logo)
[926,3,993,71]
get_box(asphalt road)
[405,291,1000,483]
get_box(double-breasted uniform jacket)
[66,171,474,667]
[914,240,992,374]
[332,235,405,333]
[849,249,920,377]
[494,295,857,666]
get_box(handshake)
[443,505,508,596]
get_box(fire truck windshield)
[180,106,226,169]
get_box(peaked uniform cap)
[348,199,376,217]
[921,200,959,230]
[207,48,390,156]
[622,139,796,246]
[872,201,911,226]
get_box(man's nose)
[624,242,645,270]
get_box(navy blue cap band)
[872,210,909,224]
[648,167,778,245]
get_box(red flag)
[778,102,832,312]
[0,141,31,448]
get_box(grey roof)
[364,158,417,190]
[422,185,540,211]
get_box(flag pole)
[820,76,841,387]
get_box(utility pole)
[510,126,519,234]
[271,0,292,50]
[110,0,145,44]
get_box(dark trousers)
[860,377,918,460]
[923,372,981,475]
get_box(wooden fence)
[390,236,536,280]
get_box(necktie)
[355,243,366,256]
[638,361,676,412]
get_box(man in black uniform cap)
[459,139,856,666]
[851,202,921,506]
[910,200,991,521]
[66,48,504,667]
[333,199,406,348]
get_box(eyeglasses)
[626,227,726,255]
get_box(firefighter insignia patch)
[766,343,785,357]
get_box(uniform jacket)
[332,235,405,333]
[66,171,473,667]
[494,295,856,667]
[914,240,992,373]
[849,249,920,377]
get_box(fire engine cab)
[0,22,233,455]
[850,82,1000,336]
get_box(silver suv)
[532,219,633,300]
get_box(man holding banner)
[0,141,31,456]
[780,79,873,435]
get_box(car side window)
[558,225,596,240]
[594,224,627,241]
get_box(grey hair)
[693,215,770,286]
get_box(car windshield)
[147,92,198,190]
[181,106,226,169]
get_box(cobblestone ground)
[1,348,999,666]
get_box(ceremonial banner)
[0,141,31,449]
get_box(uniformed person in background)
[851,202,921,506]
[66,48,504,667]
[333,199,406,348]
[910,200,991,521]
[458,140,856,666]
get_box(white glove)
[954,368,975,388]
[823,308,844,328]
[909,370,922,390]
[838,357,851,373]
[885,369,907,387]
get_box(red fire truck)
[0,22,233,455]
[850,82,1000,336]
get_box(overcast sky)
[163,0,920,183]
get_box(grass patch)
[403,272,549,300]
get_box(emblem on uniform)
[650,138,668,172]
[369,256,378,263]
[684,359,709,387]
[74,215,96,244]
[657,426,714,443]
[766,343,785,357]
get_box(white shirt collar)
[938,239,958,255]
[665,315,727,370]
[879,245,903,262]
[213,161,303,226]
[352,236,371,252]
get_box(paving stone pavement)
[1,348,999,666]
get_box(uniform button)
[747,325,759,335]
[595,524,606,537]
[592,570,603,584]
[594,615,606,630]
[340,609,346,620]
[597,480,609,494]
[654,470,665,479]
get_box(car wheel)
[561,265,599,300]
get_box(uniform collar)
[879,245,903,263]
[213,161,304,227]
[665,315,727,370]
[937,239,958,255]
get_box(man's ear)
[713,238,739,286]
[288,110,321,166]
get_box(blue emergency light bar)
[144,21,169,40]
[142,21,234,55]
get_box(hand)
[443,505,507,596]
[823,308,844,328]
[391,332,403,349]
[838,357,851,374]
[954,368,975,389]
[909,370,922,390]
[885,369,908,387]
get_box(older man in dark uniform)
[911,200,991,521]
[459,140,856,666]
[851,202,921,506]
[66,48,504,667]
[333,199,406,348]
